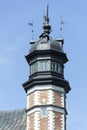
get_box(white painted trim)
[27,115,29,130]
[48,111,55,130]
[27,108,41,115]
[27,85,65,95]
[27,106,65,115]
[34,112,40,130]
[61,93,64,107]
[48,90,53,104]
[47,106,65,114]
[61,114,65,130]
[27,95,29,109]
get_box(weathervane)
[28,21,34,40]
[60,16,65,38]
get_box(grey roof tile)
[0,109,27,130]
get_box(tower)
[23,5,71,130]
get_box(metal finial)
[47,4,49,19]
[28,21,34,40]
[44,4,49,25]
[43,4,51,34]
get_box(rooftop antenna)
[60,16,65,38]
[28,20,34,40]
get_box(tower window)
[30,62,37,74]
[38,60,50,71]
[51,61,63,74]
[41,107,47,117]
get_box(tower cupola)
[22,5,71,130]
[23,6,70,93]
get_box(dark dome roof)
[29,36,63,54]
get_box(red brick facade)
[39,114,49,130]
[53,112,63,130]
[39,90,49,104]
[27,110,64,130]
[28,113,35,130]
[27,90,64,109]
[27,89,65,130]
[53,90,63,107]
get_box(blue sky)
[0,0,87,130]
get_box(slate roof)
[29,37,63,54]
[0,109,26,130]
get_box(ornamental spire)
[43,4,51,34]
[44,4,49,24]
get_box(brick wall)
[39,90,49,104]
[27,89,64,109]
[39,115,49,129]
[27,110,64,130]
[27,113,34,130]
[53,112,63,130]
[27,89,65,130]
[53,91,64,107]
